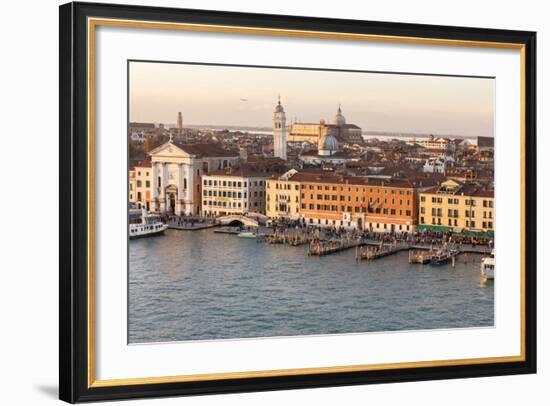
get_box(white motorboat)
[481,249,495,280]
[237,231,257,239]
[129,209,168,239]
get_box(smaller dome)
[318,134,338,156]
[274,95,284,113]
[331,105,346,126]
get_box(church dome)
[318,133,338,156]
[274,96,284,113]
[331,105,346,126]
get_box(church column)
[176,163,185,215]
[152,162,160,212]
[187,161,195,215]
[160,162,168,212]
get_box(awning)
[459,229,494,238]
[416,224,453,232]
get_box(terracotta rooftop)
[204,161,286,178]
[174,142,239,158]
[129,159,152,169]
[422,180,494,198]
[287,172,418,188]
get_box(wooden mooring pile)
[266,233,310,246]
[359,242,406,261]
[308,238,361,256]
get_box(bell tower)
[273,95,287,160]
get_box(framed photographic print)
[59,1,537,403]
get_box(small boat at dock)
[481,249,495,280]
[214,226,242,234]
[237,231,257,239]
[430,248,459,265]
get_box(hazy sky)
[129,61,495,137]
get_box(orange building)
[291,172,419,232]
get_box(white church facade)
[148,138,240,215]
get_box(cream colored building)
[287,106,363,145]
[202,168,269,216]
[148,137,239,215]
[419,179,494,233]
[410,134,456,153]
[265,169,302,220]
[129,160,152,210]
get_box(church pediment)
[149,142,192,158]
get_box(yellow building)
[287,106,363,145]
[418,179,494,234]
[266,169,302,220]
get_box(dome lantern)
[331,104,346,126]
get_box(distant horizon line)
[128,121,492,139]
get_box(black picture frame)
[59,1,537,403]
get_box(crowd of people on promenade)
[156,213,493,248]
[162,213,214,227]
[267,218,493,248]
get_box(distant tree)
[143,133,169,155]
[129,140,146,162]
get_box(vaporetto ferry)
[129,209,168,239]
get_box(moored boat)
[481,249,495,280]
[430,248,459,265]
[129,209,168,239]
[237,231,257,239]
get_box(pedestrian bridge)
[217,214,259,228]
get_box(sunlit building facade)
[129,160,152,210]
[265,171,420,232]
[266,169,302,220]
[418,179,495,233]
[202,168,269,216]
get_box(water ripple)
[129,229,493,343]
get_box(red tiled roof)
[287,172,417,188]
[174,142,239,158]
[422,180,494,198]
[129,159,152,169]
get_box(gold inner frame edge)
[86,17,527,388]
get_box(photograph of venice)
[128,61,495,344]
